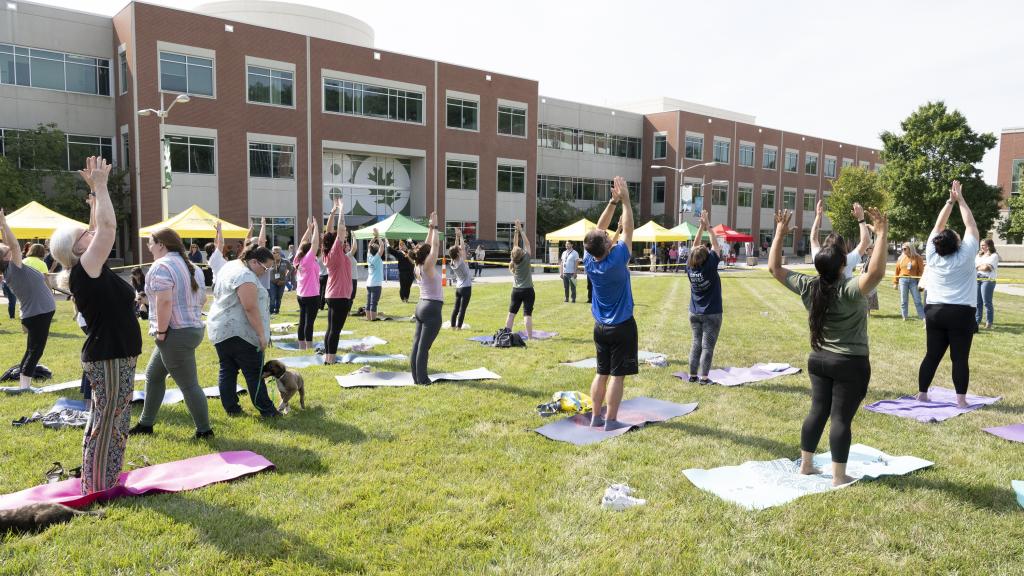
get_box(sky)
[30,0,1024,184]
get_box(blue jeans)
[2,282,15,319]
[269,284,285,314]
[976,279,995,325]
[899,277,925,319]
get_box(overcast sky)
[33,0,1024,184]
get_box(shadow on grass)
[878,474,1021,513]
[984,324,1024,336]
[208,437,330,476]
[443,378,547,399]
[263,405,370,444]
[134,494,365,571]
[659,421,795,459]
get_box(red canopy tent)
[712,224,754,243]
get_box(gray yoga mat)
[336,367,501,388]
[278,355,325,368]
[131,385,245,405]
[534,397,698,445]
[3,373,146,395]
[560,351,667,369]
[271,330,337,342]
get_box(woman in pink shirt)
[322,197,353,364]
[292,215,321,350]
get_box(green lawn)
[1,267,1023,575]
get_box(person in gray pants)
[409,212,443,384]
[685,210,724,384]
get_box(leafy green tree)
[879,101,1002,240]
[997,193,1024,244]
[826,167,887,241]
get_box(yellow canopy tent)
[544,219,604,242]
[139,204,249,239]
[2,201,87,239]
[630,220,689,243]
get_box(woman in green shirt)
[768,207,888,486]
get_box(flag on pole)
[680,184,693,213]
[162,138,173,189]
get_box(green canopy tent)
[668,221,714,243]
[351,213,444,242]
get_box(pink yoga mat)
[0,451,274,510]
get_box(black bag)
[0,364,52,382]
[491,328,525,348]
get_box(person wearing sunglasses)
[206,244,281,418]
[893,242,926,321]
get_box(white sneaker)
[601,491,646,511]
[607,483,635,497]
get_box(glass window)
[783,188,796,209]
[761,187,776,209]
[784,150,798,173]
[824,156,836,178]
[445,220,477,241]
[118,51,127,95]
[248,65,293,106]
[0,45,13,85]
[168,135,215,174]
[66,135,113,171]
[498,105,526,136]
[737,185,753,207]
[323,78,423,123]
[712,182,728,206]
[653,180,666,204]
[653,134,667,159]
[446,97,478,130]
[1012,159,1024,194]
[713,139,730,164]
[803,191,816,211]
[160,51,213,96]
[685,133,703,160]
[446,160,477,190]
[805,153,818,175]
[29,49,65,91]
[859,160,870,169]
[763,147,777,170]
[65,55,98,94]
[496,222,515,244]
[249,142,294,178]
[738,143,754,167]
[842,158,854,168]
[497,164,525,193]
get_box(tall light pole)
[138,93,191,221]
[651,161,721,225]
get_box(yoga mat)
[336,367,501,388]
[337,336,387,350]
[983,423,1024,443]
[335,353,408,364]
[4,374,146,395]
[864,387,1001,423]
[130,385,244,405]
[271,330,339,342]
[50,397,87,412]
[269,322,296,333]
[682,444,934,510]
[273,341,324,351]
[1014,480,1024,509]
[278,355,324,368]
[534,397,698,445]
[0,451,274,510]
[560,351,666,369]
[672,363,802,387]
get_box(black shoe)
[698,378,712,385]
[564,299,568,303]
[260,411,283,420]
[571,299,575,303]
[687,376,698,383]
[194,428,215,440]
[128,422,154,435]
[225,408,246,417]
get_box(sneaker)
[698,378,712,385]
[687,375,698,383]
[128,422,154,436]
[607,483,635,497]
[194,428,215,440]
[601,491,646,511]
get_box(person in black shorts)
[582,176,636,431]
[505,220,536,339]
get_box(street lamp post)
[651,161,721,226]
[138,93,191,221]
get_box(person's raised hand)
[429,212,437,227]
[866,207,887,232]
[614,176,629,202]
[951,180,962,203]
[815,194,824,216]
[372,227,379,238]
[775,209,793,231]
[851,202,864,221]
[261,216,266,226]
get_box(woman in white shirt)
[975,239,999,329]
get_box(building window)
[713,138,730,164]
[873,163,884,173]
[738,142,754,167]
[250,216,295,248]
[446,160,477,191]
[842,157,854,168]
[824,156,836,178]
[118,51,127,95]
[711,182,728,206]
[784,150,799,173]
[121,130,129,169]
[496,222,515,244]
[805,153,818,175]
[1012,159,1024,194]
[652,180,666,204]
[498,105,526,137]
[803,191,816,212]
[66,135,114,172]
[446,97,478,131]
[859,160,870,169]
[249,142,294,179]
[653,134,667,159]
[537,175,636,202]
[445,220,477,241]
[538,124,640,159]
[497,164,525,193]
[783,188,796,209]
[247,66,293,107]
[0,43,110,96]
[537,174,571,200]
[783,232,794,248]
[324,78,423,123]
[761,187,776,209]
[763,146,777,170]
[168,135,215,174]
[737,185,753,208]
[684,133,703,160]
[159,51,213,96]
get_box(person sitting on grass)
[768,206,888,487]
[583,176,636,432]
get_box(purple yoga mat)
[0,451,274,510]
[983,423,1024,443]
[672,363,801,387]
[864,387,1001,423]
[535,397,698,445]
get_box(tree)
[826,166,887,241]
[997,193,1024,244]
[879,101,1002,240]
[536,196,580,240]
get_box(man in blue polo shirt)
[582,175,636,431]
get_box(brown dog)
[260,359,305,414]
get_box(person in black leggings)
[293,216,321,349]
[389,240,415,303]
[769,206,888,486]
[917,180,981,408]
[322,198,354,364]
[447,228,472,329]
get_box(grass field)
[1,266,1023,575]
